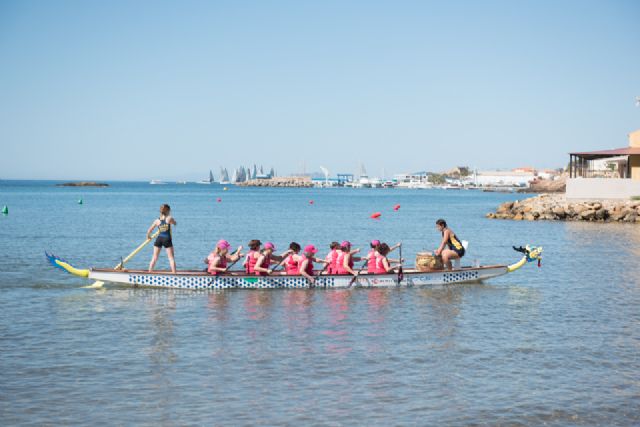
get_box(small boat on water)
[197,170,215,184]
[149,180,167,185]
[46,246,542,290]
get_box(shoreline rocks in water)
[517,176,566,193]
[487,194,640,223]
[236,177,313,188]
[56,182,109,187]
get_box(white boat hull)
[87,266,508,290]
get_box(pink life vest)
[301,256,314,275]
[327,249,339,274]
[366,249,377,273]
[373,253,387,274]
[254,252,271,276]
[207,253,227,275]
[245,250,258,274]
[336,251,353,275]
[285,254,300,275]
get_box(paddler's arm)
[270,249,292,263]
[349,248,360,255]
[343,254,358,276]
[299,259,315,285]
[146,219,159,239]
[313,256,329,264]
[209,257,227,273]
[389,242,401,253]
[253,254,271,274]
[435,230,449,256]
[167,215,177,226]
[227,246,243,262]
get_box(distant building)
[512,166,536,174]
[475,170,536,187]
[567,129,640,199]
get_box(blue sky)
[1,0,639,180]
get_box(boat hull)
[87,266,508,290]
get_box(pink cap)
[371,239,380,246]
[304,244,318,254]
[217,239,231,249]
[264,242,275,250]
[341,240,351,247]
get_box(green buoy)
[78,198,83,205]
[2,205,7,215]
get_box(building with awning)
[567,129,640,199]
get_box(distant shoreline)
[55,182,109,187]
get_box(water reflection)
[282,289,315,334]
[206,291,229,322]
[243,291,273,321]
[321,290,353,355]
[145,293,177,425]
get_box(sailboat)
[219,167,230,185]
[197,170,215,184]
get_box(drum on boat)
[415,252,443,272]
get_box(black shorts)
[154,236,173,248]
[450,246,465,257]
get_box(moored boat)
[46,246,542,290]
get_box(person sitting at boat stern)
[206,240,243,275]
[250,241,290,276]
[434,218,465,270]
[147,204,177,273]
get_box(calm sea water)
[1,181,639,426]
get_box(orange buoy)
[393,204,401,211]
[370,212,382,219]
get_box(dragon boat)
[46,246,542,290]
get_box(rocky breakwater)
[487,194,640,223]
[236,177,313,188]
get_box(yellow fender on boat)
[507,245,543,273]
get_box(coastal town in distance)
[152,164,566,192]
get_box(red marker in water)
[217,198,222,202]
[371,212,382,219]
[309,200,314,205]
[393,204,401,211]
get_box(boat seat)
[452,240,469,269]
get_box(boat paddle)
[268,251,292,275]
[397,243,404,284]
[221,248,243,274]
[348,259,368,288]
[83,230,160,289]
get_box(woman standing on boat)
[434,218,465,270]
[206,240,243,275]
[147,204,177,273]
